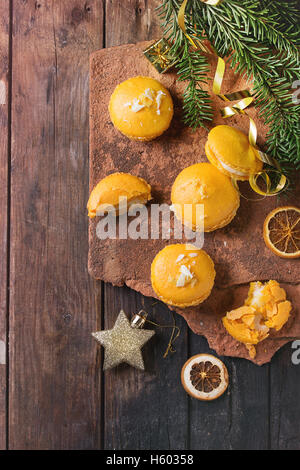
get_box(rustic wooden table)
[0,0,299,450]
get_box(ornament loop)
[131,311,148,329]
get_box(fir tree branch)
[158,0,300,173]
[157,1,213,128]
[176,41,213,128]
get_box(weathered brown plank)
[0,0,9,451]
[9,0,103,449]
[103,0,189,450]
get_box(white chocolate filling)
[216,157,248,177]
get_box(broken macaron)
[87,172,152,218]
[223,280,292,359]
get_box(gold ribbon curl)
[178,0,222,53]
[178,0,288,197]
[213,55,288,198]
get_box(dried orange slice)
[181,354,229,401]
[263,206,300,259]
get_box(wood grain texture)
[270,344,300,450]
[0,0,9,451]
[9,0,103,449]
[189,335,270,450]
[105,0,161,47]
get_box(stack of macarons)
[205,125,263,180]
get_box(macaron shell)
[222,316,262,345]
[151,244,216,308]
[171,163,240,232]
[109,76,174,141]
[205,141,250,181]
[87,172,151,218]
[206,125,263,178]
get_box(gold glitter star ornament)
[92,310,155,370]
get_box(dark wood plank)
[103,0,189,450]
[0,0,10,451]
[189,334,270,450]
[270,343,300,450]
[9,0,103,449]
[104,287,189,450]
